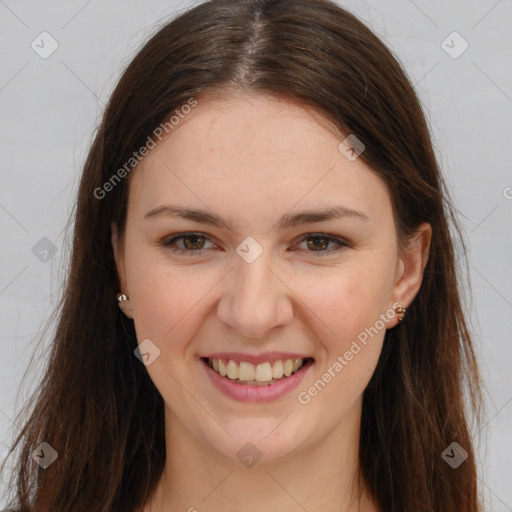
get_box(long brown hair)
[1,0,483,510]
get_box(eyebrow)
[143,204,369,231]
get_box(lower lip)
[200,358,314,402]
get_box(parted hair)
[2,1,482,511]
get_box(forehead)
[127,92,393,228]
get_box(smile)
[200,356,315,402]
[202,357,312,385]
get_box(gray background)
[0,0,511,509]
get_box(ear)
[111,222,134,319]
[389,222,432,327]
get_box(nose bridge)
[217,248,292,339]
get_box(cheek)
[294,262,393,333]
[289,261,393,391]
[125,250,223,348]
[294,271,389,405]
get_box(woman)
[1,0,483,510]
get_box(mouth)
[200,356,315,386]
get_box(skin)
[112,91,431,512]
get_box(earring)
[116,292,132,311]
[395,304,406,322]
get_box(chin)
[199,417,309,467]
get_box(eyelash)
[159,231,350,257]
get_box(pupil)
[185,235,203,250]
[308,236,327,251]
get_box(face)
[113,92,430,466]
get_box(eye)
[294,233,349,256]
[159,231,349,257]
[159,232,216,256]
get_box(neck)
[144,403,378,512]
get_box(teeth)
[272,360,284,378]
[239,361,255,381]
[255,362,273,381]
[226,360,238,379]
[207,357,307,383]
[218,359,227,377]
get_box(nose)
[216,250,294,340]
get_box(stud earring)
[395,304,406,322]
[116,292,132,311]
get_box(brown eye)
[160,232,215,255]
[182,234,206,250]
[306,236,330,251]
[161,232,348,258]
[295,233,349,256]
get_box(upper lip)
[201,352,313,365]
